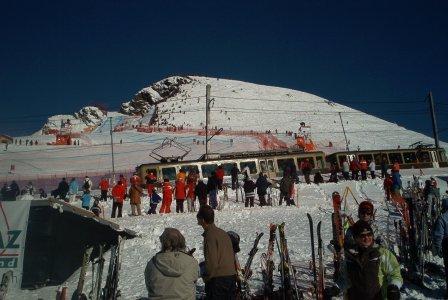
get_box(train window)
[417,151,431,162]
[221,163,235,176]
[403,152,417,164]
[373,154,383,165]
[161,167,176,181]
[388,153,403,164]
[240,161,257,174]
[439,150,447,162]
[297,157,315,168]
[315,156,324,169]
[358,154,373,162]
[180,165,199,174]
[278,158,295,174]
[260,160,275,172]
[201,164,218,178]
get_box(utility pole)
[109,117,116,182]
[205,84,211,158]
[428,91,440,149]
[339,112,349,151]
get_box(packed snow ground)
[11,168,448,299]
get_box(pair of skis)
[307,213,325,300]
[277,223,301,300]
[261,224,277,298]
[239,232,264,299]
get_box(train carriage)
[326,147,447,170]
[136,149,328,182]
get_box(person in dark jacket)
[313,172,324,185]
[433,198,448,297]
[197,205,236,299]
[9,181,20,200]
[231,164,239,190]
[326,221,402,300]
[52,178,69,200]
[255,173,270,206]
[279,173,294,206]
[243,177,256,207]
[381,156,388,178]
[195,179,208,207]
[206,172,219,209]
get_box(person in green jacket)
[145,228,199,299]
[326,220,402,300]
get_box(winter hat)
[159,228,186,252]
[227,231,241,253]
[352,220,374,237]
[358,201,374,215]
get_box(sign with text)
[0,201,31,288]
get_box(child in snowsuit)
[147,190,162,214]
[160,179,173,214]
[81,190,91,210]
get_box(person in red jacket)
[350,159,360,181]
[186,170,198,212]
[174,179,186,213]
[383,173,393,201]
[119,174,128,196]
[99,177,110,202]
[359,157,368,180]
[111,181,126,218]
[215,165,225,190]
[145,170,157,198]
[160,179,173,214]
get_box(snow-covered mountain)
[40,75,444,151]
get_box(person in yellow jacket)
[325,220,402,300]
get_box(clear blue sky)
[1,0,447,142]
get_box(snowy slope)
[9,170,448,299]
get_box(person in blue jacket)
[433,197,448,297]
[391,172,402,195]
[81,190,92,210]
[69,178,79,202]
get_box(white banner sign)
[0,201,31,288]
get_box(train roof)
[327,147,444,157]
[138,149,325,168]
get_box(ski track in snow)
[11,170,448,299]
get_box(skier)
[145,228,199,299]
[174,178,186,213]
[52,178,69,201]
[91,199,102,217]
[350,158,360,181]
[383,174,393,201]
[195,179,207,207]
[129,181,143,216]
[279,172,294,206]
[111,180,125,218]
[359,157,368,180]
[300,158,312,184]
[82,176,92,192]
[99,177,109,201]
[81,190,91,210]
[391,171,402,196]
[432,198,448,297]
[344,201,377,251]
[231,163,239,190]
[243,176,256,208]
[69,178,79,202]
[369,159,376,179]
[255,172,270,206]
[216,165,225,190]
[197,205,236,299]
[160,178,173,214]
[186,170,198,212]
[313,172,324,184]
[147,190,162,214]
[380,156,388,178]
[206,172,219,209]
[145,170,157,199]
[325,220,402,300]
